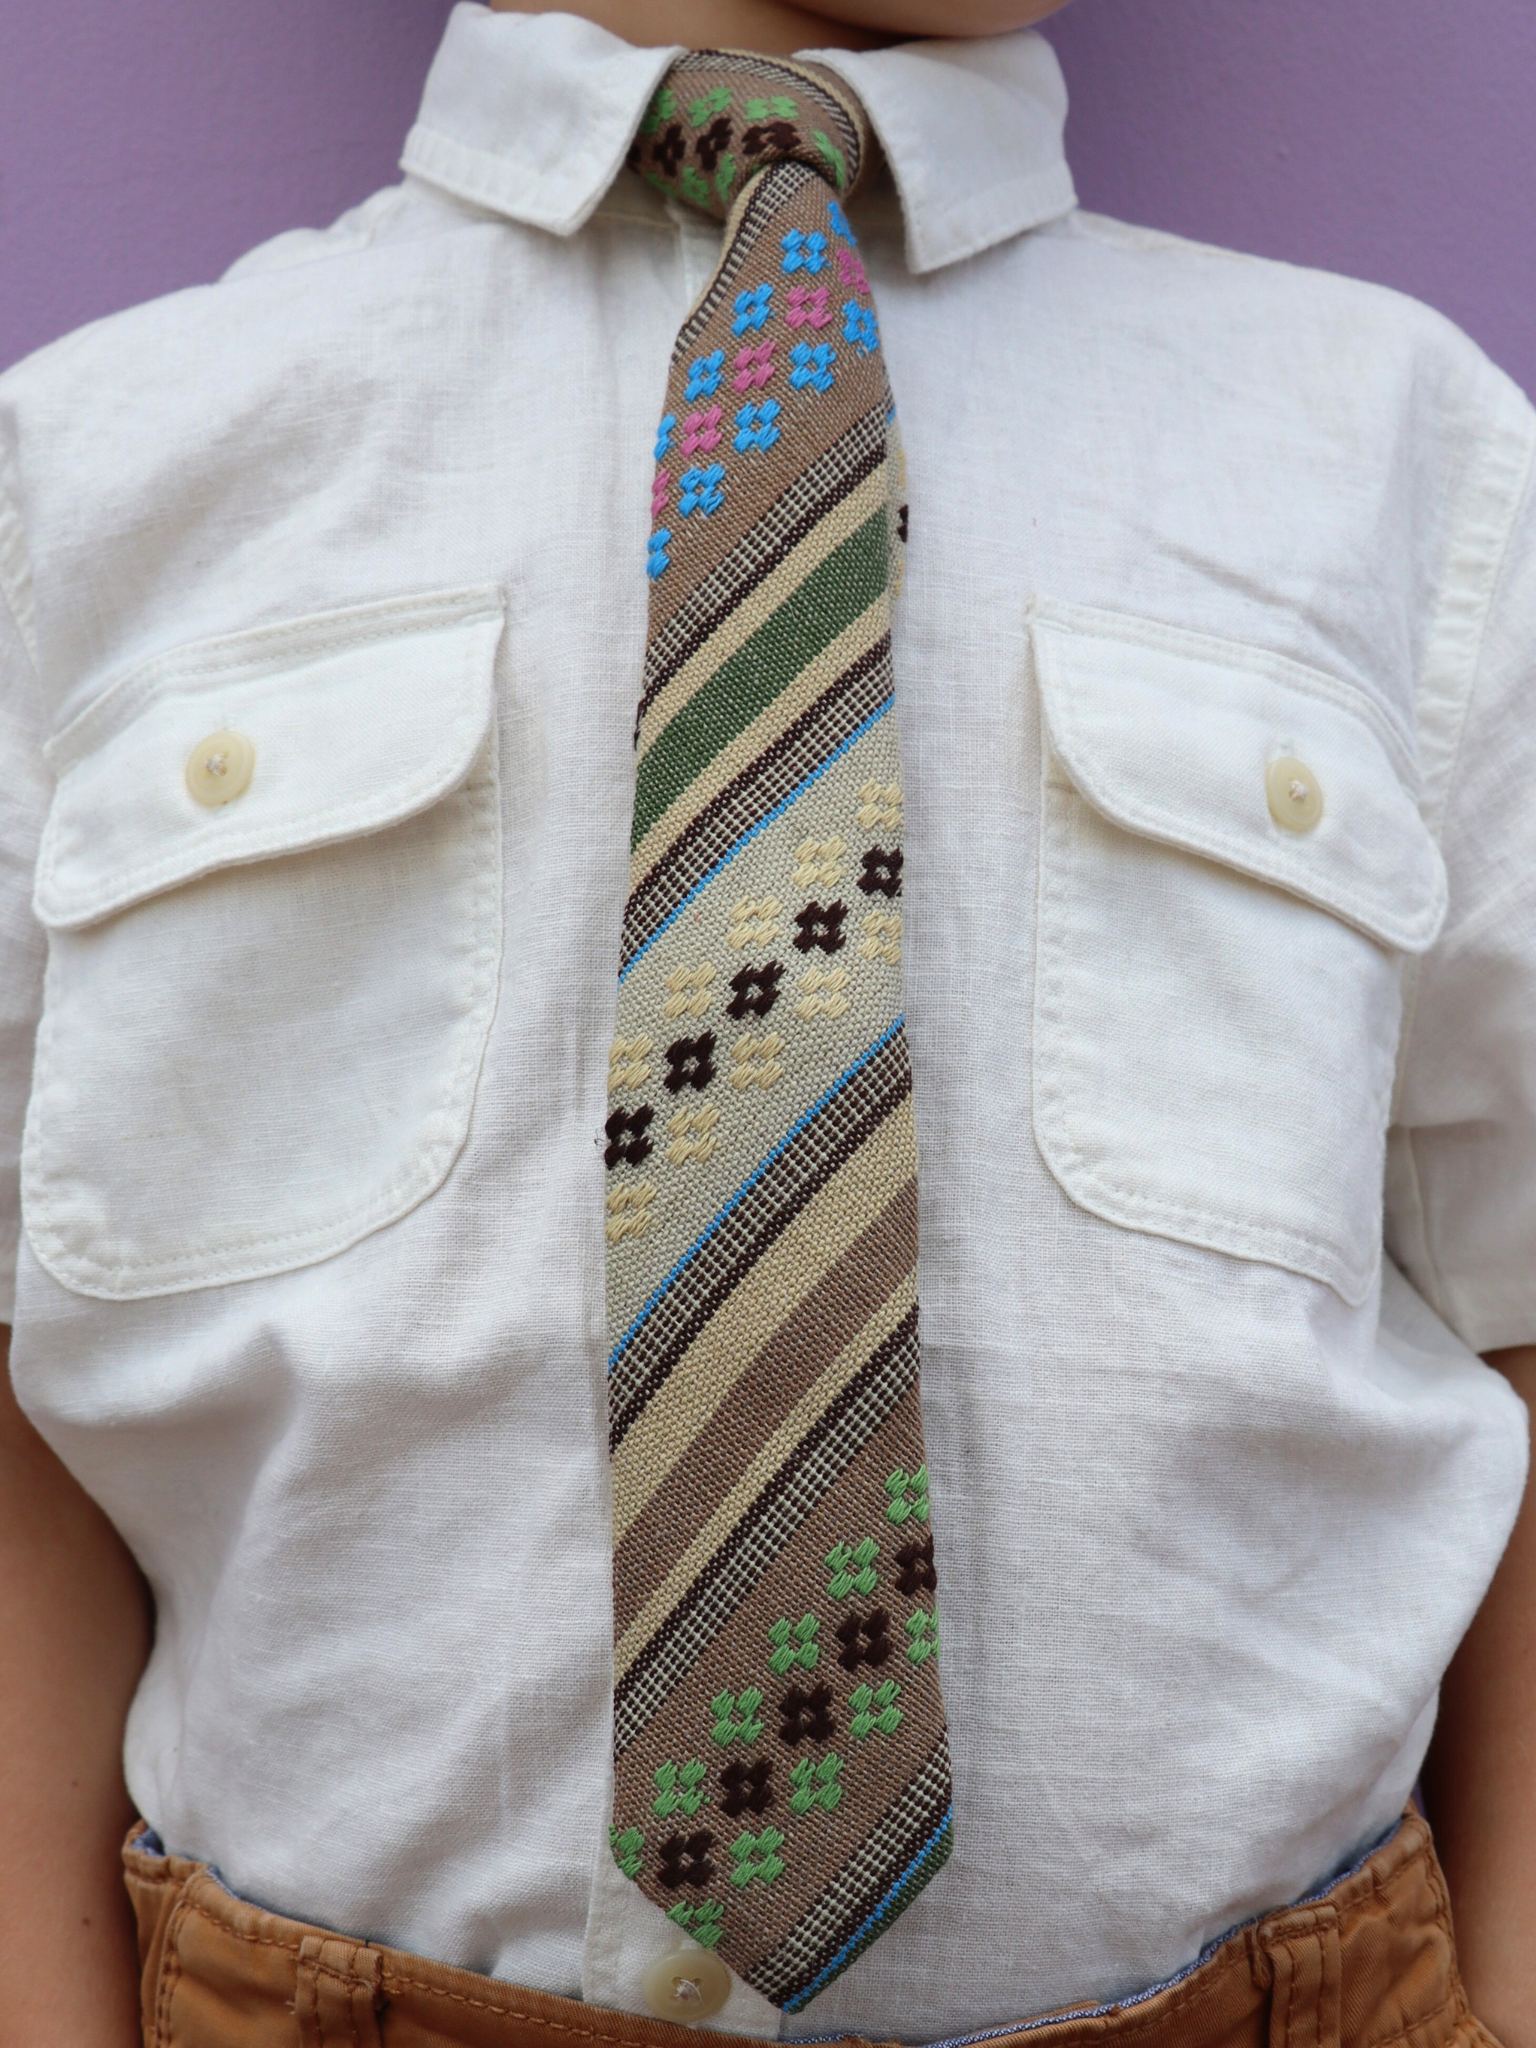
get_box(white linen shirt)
[2,8,1534,2037]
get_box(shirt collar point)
[799,31,1075,272]
[406,11,1074,265]
[407,9,683,237]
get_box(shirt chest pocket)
[23,588,506,1300]
[1028,600,1447,1306]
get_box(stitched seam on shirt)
[1390,398,1536,1323]
[810,52,1076,272]
[1032,603,1445,952]
[28,772,500,1273]
[0,457,40,679]
[23,739,503,1291]
[1038,714,1440,950]
[401,43,674,236]
[39,668,488,927]
[1047,766,1437,951]
[1033,597,1423,784]
[44,586,503,771]
[1031,767,1378,1298]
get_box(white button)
[1266,755,1323,833]
[186,730,255,808]
[641,1947,732,2024]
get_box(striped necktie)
[605,52,952,2015]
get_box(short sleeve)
[0,474,49,1325]
[1387,402,1536,1353]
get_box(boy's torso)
[0,15,1530,2038]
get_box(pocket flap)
[1030,598,1446,954]
[35,587,506,930]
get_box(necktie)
[605,53,952,2013]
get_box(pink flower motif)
[786,284,832,330]
[836,247,869,295]
[651,470,670,521]
[680,407,723,455]
[733,341,776,392]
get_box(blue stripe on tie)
[608,1013,905,1376]
[618,694,893,987]
[780,1808,954,2015]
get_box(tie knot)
[628,52,869,221]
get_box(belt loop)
[295,1935,384,2048]
[1260,1901,1342,2048]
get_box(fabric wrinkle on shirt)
[0,4,1532,2041]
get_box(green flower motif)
[768,1614,820,1675]
[826,1537,878,1599]
[743,94,797,121]
[788,1753,844,1815]
[609,1824,644,1879]
[640,86,677,137]
[811,129,848,190]
[653,1758,708,1818]
[849,1680,903,1739]
[666,1900,725,1949]
[885,1465,931,1527]
[906,1610,940,1665]
[730,1826,786,1888]
[710,1687,765,1746]
[679,164,712,209]
[689,87,732,125]
[714,156,739,204]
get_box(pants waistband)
[122,1811,1500,2048]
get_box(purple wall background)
[2,1,1533,394]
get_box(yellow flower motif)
[731,1032,787,1091]
[856,780,903,832]
[605,1181,657,1243]
[666,1102,721,1166]
[795,966,850,1021]
[728,896,783,950]
[663,961,716,1019]
[792,835,848,889]
[858,911,902,966]
[609,1033,653,1092]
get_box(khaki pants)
[123,1811,1500,2048]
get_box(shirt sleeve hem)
[1437,1283,1536,1358]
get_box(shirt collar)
[400,4,1076,275]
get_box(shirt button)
[186,730,255,807]
[1266,755,1323,833]
[640,1948,732,2024]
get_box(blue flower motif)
[732,284,774,335]
[734,399,782,453]
[678,464,726,517]
[654,413,677,460]
[686,352,725,402]
[781,230,828,275]
[788,342,837,394]
[827,199,856,245]
[843,302,879,355]
[647,528,673,579]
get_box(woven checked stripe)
[605,52,952,2009]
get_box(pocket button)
[641,1949,732,2023]
[1266,756,1323,833]
[186,730,255,808]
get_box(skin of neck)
[487,0,1068,56]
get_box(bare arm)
[0,1324,150,2047]
[1424,1343,1536,2048]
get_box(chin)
[801,0,1068,32]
